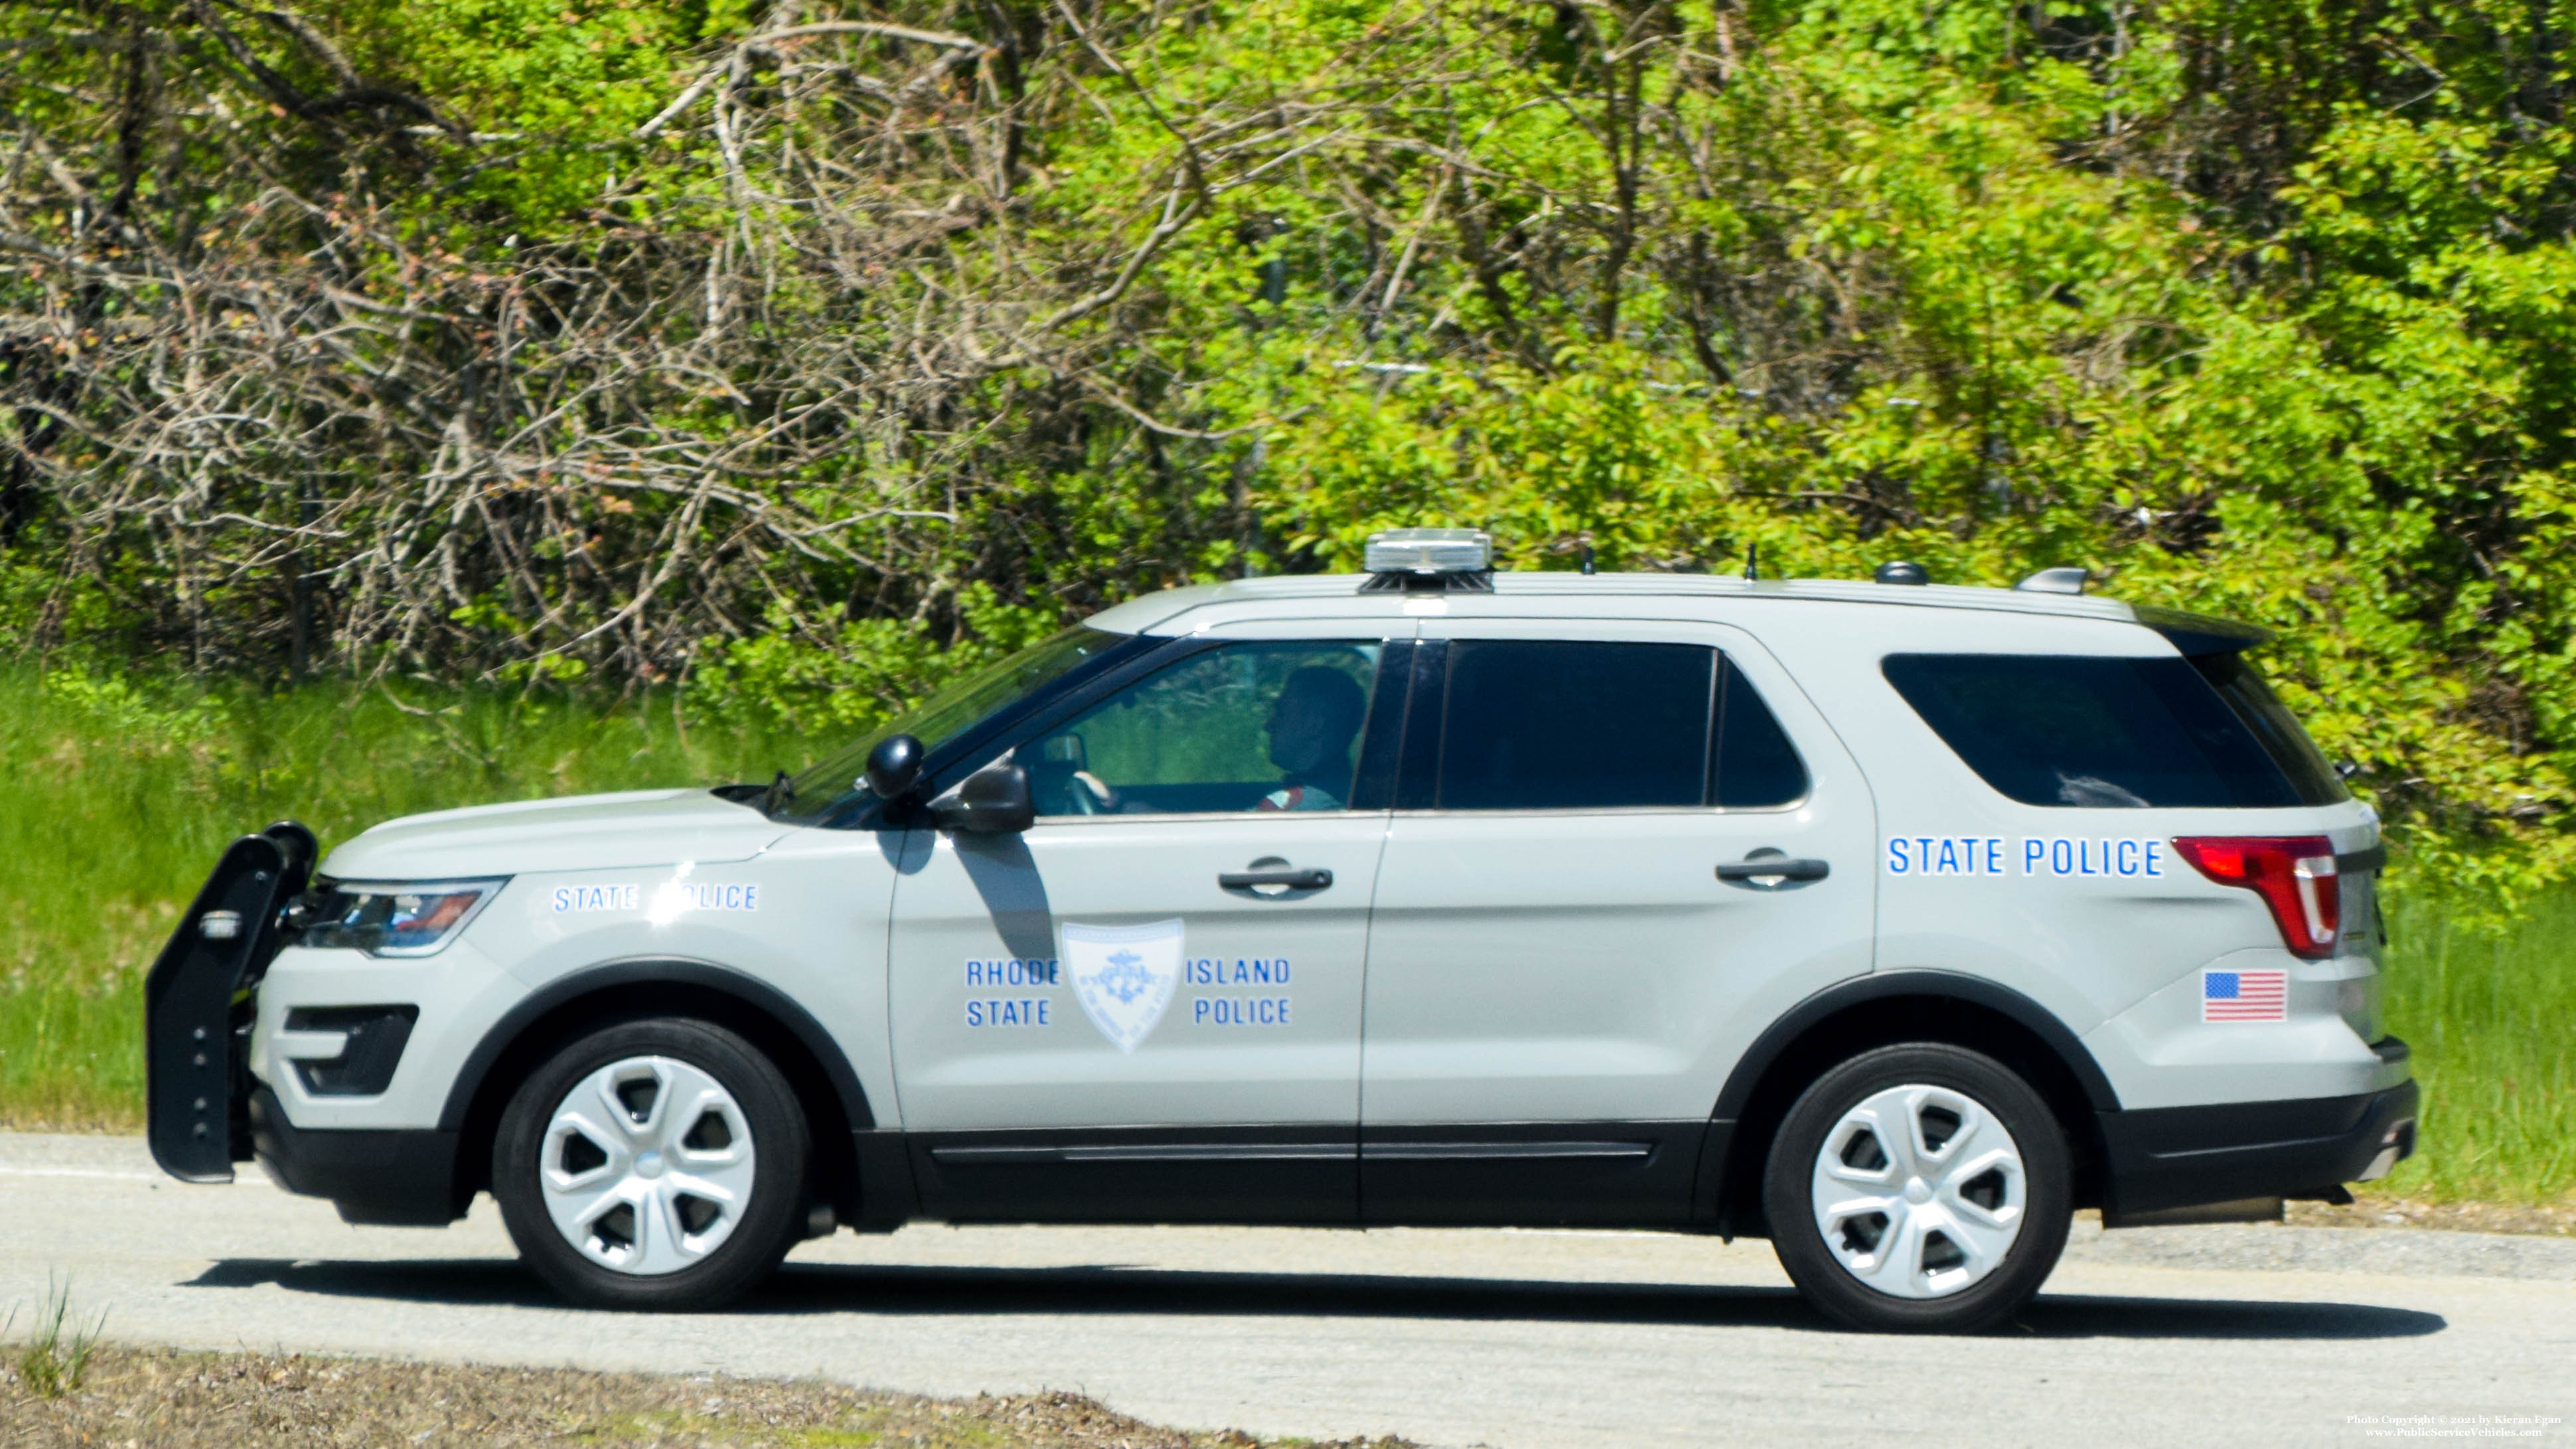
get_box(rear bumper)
[2099,1073,2419,1219]
[248,1087,466,1226]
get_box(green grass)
[0,666,2567,1207]
[2375,890,2576,1203]
[0,665,792,1127]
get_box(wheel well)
[451,982,862,1225]
[1714,995,2107,1237]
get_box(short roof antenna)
[1579,535,1596,575]
[1742,542,1759,581]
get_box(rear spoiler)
[2132,605,2273,657]
[144,820,318,1182]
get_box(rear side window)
[1438,641,1712,809]
[1424,642,1809,810]
[1883,653,2309,808]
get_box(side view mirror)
[864,734,925,800]
[931,761,1035,834]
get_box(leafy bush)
[4,0,2576,899]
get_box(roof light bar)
[1364,528,1491,575]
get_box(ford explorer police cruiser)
[143,530,2415,1332]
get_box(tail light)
[2170,836,2340,959]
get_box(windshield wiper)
[759,769,792,816]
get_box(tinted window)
[2191,652,2350,806]
[1714,658,1809,807]
[1436,642,1714,809]
[1883,653,2304,808]
[1022,642,1383,816]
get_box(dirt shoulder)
[0,1347,1420,1449]
[2291,1196,2576,1237]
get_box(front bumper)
[2099,1064,2419,1220]
[247,1087,466,1225]
[144,823,319,1181]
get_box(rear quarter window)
[1882,652,2327,808]
[2188,652,2350,806]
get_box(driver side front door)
[885,630,1410,1224]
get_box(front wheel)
[1763,1043,2072,1333]
[493,1016,810,1310]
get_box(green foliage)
[7,0,2576,903]
[686,587,1065,736]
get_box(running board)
[928,1139,1657,1166]
[2102,1195,2285,1229]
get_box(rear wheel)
[494,1017,809,1310]
[1763,1043,2071,1333]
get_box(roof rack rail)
[2014,566,2090,595]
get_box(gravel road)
[4,1132,2571,1448]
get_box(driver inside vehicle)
[1254,666,1367,811]
[1029,645,1375,816]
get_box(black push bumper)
[2099,1072,2419,1219]
[143,822,319,1182]
[247,1087,467,1225]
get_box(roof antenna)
[1742,542,1759,581]
[1578,536,1596,575]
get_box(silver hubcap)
[1810,1083,2026,1299]
[540,1055,756,1276]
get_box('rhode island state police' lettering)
[2024,836,2166,878]
[1193,996,1291,1026]
[966,997,1052,1028]
[1884,838,2008,876]
[1183,956,1292,986]
[656,881,761,911]
[1886,836,2165,879]
[965,958,1061,987]
[552,883,641,913]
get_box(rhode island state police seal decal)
[1060,918,1183,1052]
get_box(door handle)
[1219,866,1333,891]
[1715,855,1829,883]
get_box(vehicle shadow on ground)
[185,1258,2445,1340]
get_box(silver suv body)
[145,544,2417,1330]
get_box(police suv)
[144,530,2415,1332]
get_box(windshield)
[770,625,1132,821]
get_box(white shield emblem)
[1061,919,1183,1053]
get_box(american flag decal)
[2203,969,2289,1022]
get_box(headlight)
[299,879,504,957]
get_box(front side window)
[1882,652,2311,808]
[1023,641,1386,816]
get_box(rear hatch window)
[1884,652,2348,808]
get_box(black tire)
[493,1016,810,1310]
[1763,1043,2072,1333]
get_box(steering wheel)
[1067,769,1119,814]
